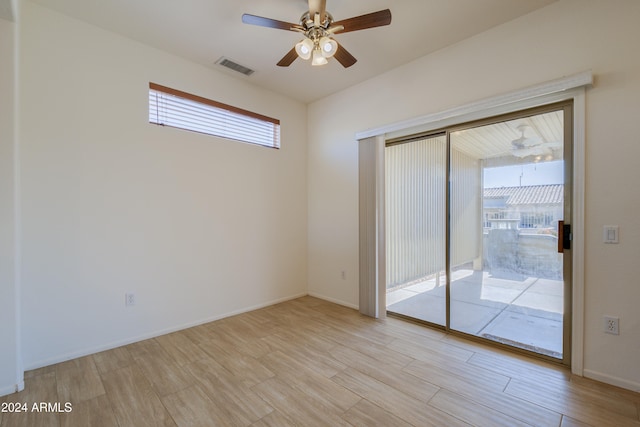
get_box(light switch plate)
[603,225,619,244]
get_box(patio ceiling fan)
[241,0,392,68]
[511,124,561,159]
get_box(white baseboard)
[583,369,640,393]
[24,292,308,372]
[307,292,359,310]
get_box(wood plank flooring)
[2,296,639,426]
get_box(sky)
[483,160,564,188]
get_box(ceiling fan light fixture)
[242,3,392,68]
[311,48,328,66]
[319,36,337,58]
[295,38,314,60]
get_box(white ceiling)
[31,0,557,103]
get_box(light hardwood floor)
[2,296,639,426]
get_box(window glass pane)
[385,135,447,326]
[450,109,565,359]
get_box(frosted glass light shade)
[319,37,337,58]
[312,48,328,66]
[295,38,314,60]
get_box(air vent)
[215,57,255,76]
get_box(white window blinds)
[149,83,280,149]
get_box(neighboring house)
[484,184,563,232]
[483,184,563,278]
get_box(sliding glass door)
[386,102,572,363]
[385,134,447,326]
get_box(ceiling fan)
[511,124,561,159]
[242,0,392,68]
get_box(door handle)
[558,220,571,253]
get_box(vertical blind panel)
[385,135,447,288]
[450,147,482,267]
[149,89,280,148]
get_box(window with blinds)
[149,83,280,149]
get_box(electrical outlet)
[604,316,619,335]
[125,293,136,307]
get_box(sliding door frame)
[383,101,573,366]
[358,71,590,374]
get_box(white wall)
[0,9,22,396]
[308,0,640,391]
[19,2,308,369]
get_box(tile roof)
[484,184,563,205]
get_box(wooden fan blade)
[333,42,357,68]
[308,0,327,22]
[242,14,300,31]
[330,9,392,34]
[277,47,298,67]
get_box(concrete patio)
[386,268,564,358]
